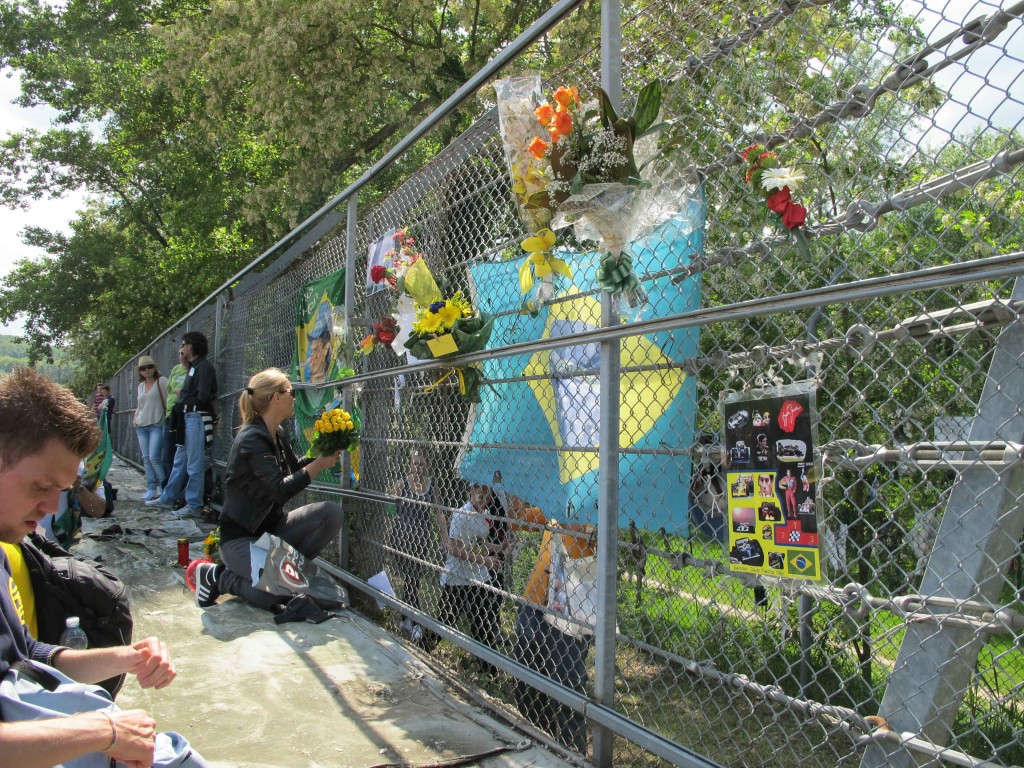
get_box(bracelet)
[98,710,118,752]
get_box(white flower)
[761,166,807,192]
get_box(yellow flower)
[449,292,473,317]
[414,311,444,334]
[434,302,461,330]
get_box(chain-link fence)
[108,0,1024,765]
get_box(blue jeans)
[159,411,206,511]
[135,424,165,494]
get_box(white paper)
[367,570,395,610]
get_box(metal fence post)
[862,276,1024,768]
[338,195,359,572]
[593,1,622,765]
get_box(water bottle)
[58,616,88,650]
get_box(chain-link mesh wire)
[106,1,1024,765]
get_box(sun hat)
[138,355,157,368]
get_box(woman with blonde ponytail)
[192,368,343,614]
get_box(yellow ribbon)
[423,367,468,396]
[519,229,573,295]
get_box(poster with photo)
[721,381,824,582]
[366,228,397,294]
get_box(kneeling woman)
[193,368,343,612]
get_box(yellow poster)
[722,382,823,582]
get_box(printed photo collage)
[722,387,823,581]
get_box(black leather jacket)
[220,416,314,539]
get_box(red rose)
[782,202,806,230]
[370,265,388,283]
[376,330,396,346]
[766,187,792,214]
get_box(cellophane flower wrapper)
[494,75,553,234]
[495,76,567,312]
[552,162,698,311]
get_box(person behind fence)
[0,367,207,768]
[513,514,597,754]
[420,483,508,671]
[134,355,168,501]
[146,332,218,518]
[389,450,439,640]
[192,368,343,614]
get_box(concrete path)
[78,459,576,768]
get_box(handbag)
[0,659,201,768]
[249,533,348,607]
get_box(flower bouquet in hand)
[308,407,361,456]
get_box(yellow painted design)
[523,286,685,483]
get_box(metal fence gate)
[108,0,1024,765]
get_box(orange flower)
[535,103,554,127]
[552,109,573,138]
[552,86,579,109]
[527,136,550,159]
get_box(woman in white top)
[134,354,169,499]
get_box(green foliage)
[0,333,73,381]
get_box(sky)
[0,0,1019,336]
[0,73,89,334]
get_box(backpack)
[20,533,134,698]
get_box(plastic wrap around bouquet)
[307,406,361,456]
[495,75,681,311]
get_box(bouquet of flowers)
[497,75,676,310]
[403,291,493,403]
[370,229,423,293]
[540,80,669,307]
[308,406,361,455]
[357,315,400,356]
[202,528,221,563]
[494,76,570,312]
[741,143,811,257]
[403,292,493,360]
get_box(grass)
[345,517,1024,767]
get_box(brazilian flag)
[786,550,819,579]
[459,193,705,527]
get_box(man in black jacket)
[146,332,218,517]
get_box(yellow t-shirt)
[1,542,38,638]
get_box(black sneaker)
[195,562,221,609]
